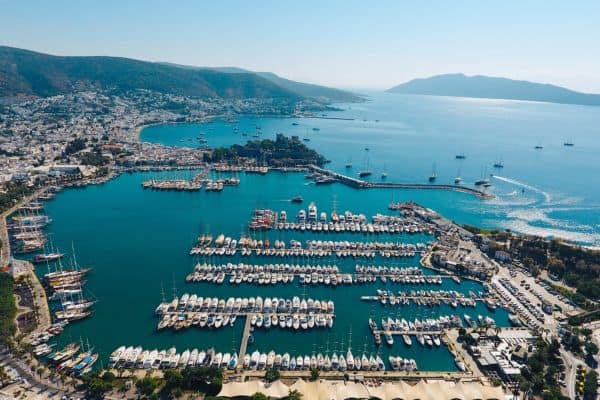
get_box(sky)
[1,0,600,92]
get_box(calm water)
[30,91,600,371]
[144,92,600,247]
[31,169,509,372]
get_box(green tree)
[264,368,280,383]
[136,376,160,396]
[584,370,598,399]
[310,367,319,381]
[251,392,268,400]
[286,389,303,400]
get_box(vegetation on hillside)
[0,183,32,214]
[0,273,17,345]
[0,46,300,100]
[207,134,327,166]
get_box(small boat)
[455,154,466,159]
[291,196,303,203]
[32,253,64,264]
[563,141,574,146]
[428,163,437,182]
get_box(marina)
[186,262,449,285]
[5,114,529,377]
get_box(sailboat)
[358,149,372,177]
[428,163,437,182]
[345,157,352,169]
[454,167,462,184]
[563,140,574,146]
[303,128,310,142]
[381,163,388,179]
[474,167,490,186]
[493,157,504,168]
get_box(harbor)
[7,168,510,375]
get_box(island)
[387,73,600,107]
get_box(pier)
[371,329,442,336]
[307,165,494,199]
[238,315,253,370]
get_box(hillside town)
[0,89,327,186]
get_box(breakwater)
[307,165,494,199]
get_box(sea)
[23,92,600,371]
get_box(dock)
[371,329,442,336]
[307,165,494,199]
[238,315,253,370]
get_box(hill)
[161,62,362,103]
[0,46,300,100]
[387,74,600,106]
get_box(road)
[560,348,581,400]
[0,348,84,399]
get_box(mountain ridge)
[159,62,362,103]
[387,73,600,106]
[0,46,305,101]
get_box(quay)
[307,165,494,199]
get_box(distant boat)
[454,176,462,184]
[563,141,574,146]
[303,128,310,142]
[291,196,303,203]
[345,157,352,169]
[292,122,299,126]
[474,167,490,186]
[534,145,543,150]
[312,127,320,131]
[493,158,504,168]
[428,163,437,182]
[381,163,388,179]
[358,149,372,177]
[455,154,466,159]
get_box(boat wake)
[501,218,600,247]
[491,175,551,203]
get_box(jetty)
[307,165,494,199]
[238,315,253,369]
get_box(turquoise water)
[31,91,600,372]
[31,170,508,372]
[143,93,600,247]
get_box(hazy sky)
[2,0,600,92]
